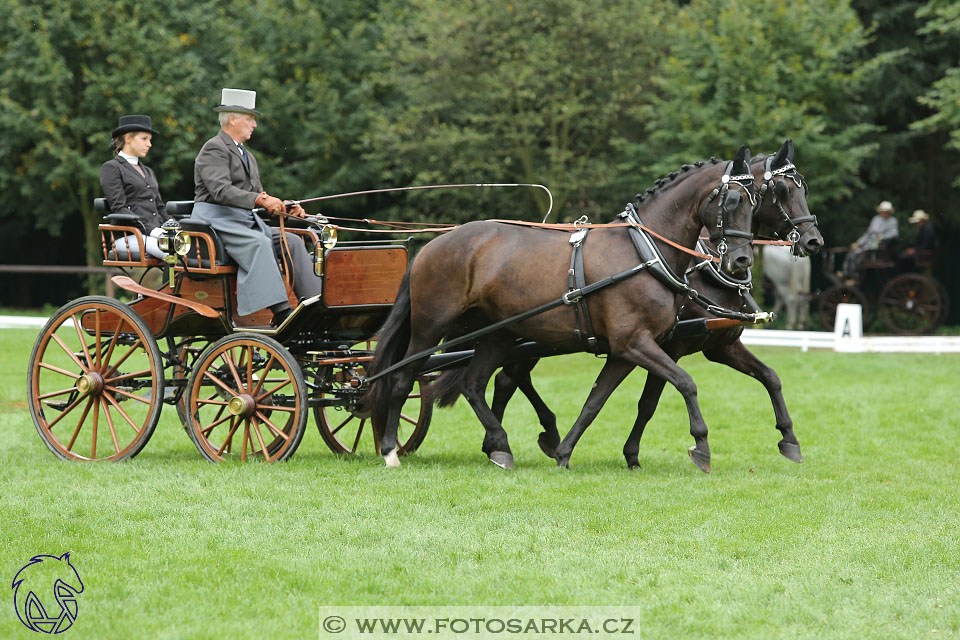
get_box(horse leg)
[458,335,520,469]
[615,338,712,472]
[702,341,803,463]
[553,358,635,469]
[494,360,560,458]
[622,373,668,470]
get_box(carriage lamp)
[157,219,192,285]
[314,225,338,276]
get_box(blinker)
[722,189,741,213]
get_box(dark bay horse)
[365,147,758,470]
[491,140,823,470]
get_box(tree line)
[1,0,958,309]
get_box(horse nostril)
[734,255,752,270]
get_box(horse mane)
[633,157,723,209]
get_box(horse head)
[700,144,757,279]
[752,139,823,256]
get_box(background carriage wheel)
[312,367,433,455]
[817,284,871,331]
[27,296,164,461]
[877,274,943,335]
[185,334,307,462]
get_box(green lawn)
[2,327,958,639]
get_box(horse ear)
[773,140,791,168]
[733,145,750,174]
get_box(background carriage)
[816,245,948,335]
[26,201,434,462]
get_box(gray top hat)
[213,88,261,116]
[112,114,158,138]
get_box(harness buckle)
[562,290,582,305]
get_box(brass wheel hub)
[228,394,256,418]
[76,372,105,397]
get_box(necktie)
[238,144,249,168]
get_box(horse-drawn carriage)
[27,140,822,471]
[816,245,948,334]
[26,200,434,462]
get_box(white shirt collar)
[118,151,139,166]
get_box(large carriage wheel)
[185,334,307,462]
[27,296,164,461]
[817,284,870,331]
[313,367,432,455]
[878,274,944,335]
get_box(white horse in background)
[762,244,811,330]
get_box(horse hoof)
[538,432,559,459]
[688,446,710,473]
[489,451,514,470]
[778,440,804,463]
[383,450,401,468]
[625,458,641,470]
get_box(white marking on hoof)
[384,450,401,468]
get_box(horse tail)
[425,368,466,408]
[364,271,412,427]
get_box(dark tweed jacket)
[194,129,264,208]
[99,156,167,232]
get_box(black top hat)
[112,115,159,138]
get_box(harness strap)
[567,229,600,353]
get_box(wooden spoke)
[103,391,143,435]
[94,309,102,368]
[44,394,87,430]
[50,334,89,373]
[216,417,241,457]
[202,369,240,397]
[249,354,276,397]
[100,317,126,370]
[400,413,418,425]
[100,397,121,454]
[350,419,365,453]
[256,404,296,413]
[330,413,354,436]
[197,398,231,406]
[38,361,83,379]
[103,338,144,378]
[255,411,290,441]
[251,418,272,462]
[90,397,99,459]
[37,386,79,401]
[223,350,245,391]
[104,385,151,404]
[105,369,153,384]
[71,313,94,371]
[201,411,234,437]
[65,398,94,452]
[256,378,291,402]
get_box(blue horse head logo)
[11,553,84,634]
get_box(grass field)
[2,327,959,639]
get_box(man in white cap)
[192,88,321,326]
[842,200,900,280]
[895,209,937,273]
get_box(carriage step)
[41,400,71,411]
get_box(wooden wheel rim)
[314,368,431,455]
[187,336,306,462]
[28,298,163,461]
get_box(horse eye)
[775,180,790,200]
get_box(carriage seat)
[177,217,236,268]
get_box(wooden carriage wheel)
[817,284,871,331]
[185,334,307,462]
[878,274,944,335]
[27,296,164,461]
[313,367,433,455]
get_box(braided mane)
[633,157,723,209]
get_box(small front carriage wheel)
[27,296,165,461]
[185,334,307,462]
